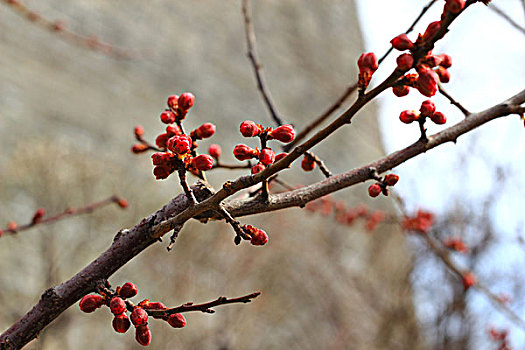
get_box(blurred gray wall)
[0,1,425,349]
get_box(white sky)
[356,1,524,348]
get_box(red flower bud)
[119,282,138,299]
[259,148,275,165]
[274,152,287,162]
[422,21,441,42]
[396,53,414,71]
[399,110,419,124]
[110,297,127,315]
[167,135,192,155]
[251,228,268,246]
[425,55,443,68]
[7,221,17,231]
[251,163,265,175]
[79,294,103,313]
[194,123,216,139]
[301,156,316,172]
[191,154,214,171]
[357,52,378,74]
[233,144,257,161]
[438,54,452,68]
[167,94,179,109]
[113,314,131,333]
[384,174,399,186]
[435,66,450,83]
[116,198,129,209]
[153,165,172,180]
[151,152,170,166]
[155,133,170,149]
[462,271,476,290]
[240,120,261,137]
[390,34,414,51]
[392,85,410,97]
[368,184,382,198]
[419,100,436,116]
[166,124,182,136]
[167,313,187,328]
[268,125,295,143]
[135,325,151,346]
[160,111,176,124]
[134,125,144,138]
[178,92,195,110]
[131,307,148,326]
[32,208,45,225]
[445,0,465,14]
[209,144,222,159]
[430,111,447,125]
[416,66,439,97]
[131,144,149,154]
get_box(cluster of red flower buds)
[367,174,399,198]
[390,17,454,98]
[401,209,434,234]
[79,282,186,347]
[357,52,379,91]
[306,196,386,232]
[489,327,511,350]
[242,224,269,246]
[132,92,217,180]
[399,99,446,125]
[233,120,295,175]
[443,236,468,253]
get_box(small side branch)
[304,151,333,178]
[439,84,471,117]
[488,3,525,36]
[242,0,284,126]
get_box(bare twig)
[212,161,252,170]
[488,3,525,35]
[304,151,333,178]
[241,0,284,126]
[1,0,141,59]
[0,195,127,239]
[439,84,471,117]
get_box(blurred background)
[0,0,523,349]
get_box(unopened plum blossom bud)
[390,34,414,51]
[259,148,275,165]
[131,144,149,154]
[268,125,295,143]
[167,313,187,328]
[135,325,151,346]
[416,66,439,97]
[110,297,127,315]
[435,66,450,83]
[118,282,137,298]
[462,271,477,290]
[113,314,131,334]
[79,294,103,313]
[251,163,265,174]
[368,184,382,198]
[160,111,176,124]
[384,174,399,186]
[445,0,465,14]
[419,100,436,116]
[209,144,222,159]
[153,165,171,180]
[32,208,45,224]
[301,156,316,171]
[438,54,452,68]
[191,154,214,171]
[155,133,170,148]
[178,92,195,110]
[166,124,182,136]
[167,135,192,155]
[194,123,216,139]
[233,144,257,161]
[396,53,414,71]
[422,21,441,42]
[275,152,287,162]
[131,307,148,326]
[167,95,179,109]
[399,110,420,124]
[392,85,410,97]
[134,125,144,138]
[357,52,378,74]
[151,152,170,166]
[244,225,268,246]
[430,111,447,125]
[116,198,129,209]
[240,120,261,137]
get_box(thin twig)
[212,161,252,170]
[439,84,471,117]
[304,151,332,178]
[488,3,525,35]
[148,292,261,317]
[285,0,438,151]
[217,205,250,244]
[241,0,285,126]
[177,165,197,206]
[0,195,127,238]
